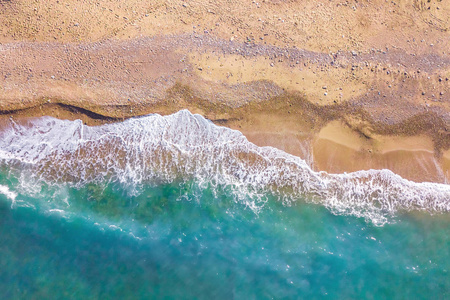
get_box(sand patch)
[375,135,435,154]
[312,121,447,183]
[443,150,450,184]
[316,120,370,151]
[188,52,367,105]
[313,140,446,183]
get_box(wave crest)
[1,110,449,225]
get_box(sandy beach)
[1,0,449,183]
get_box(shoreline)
[1,102,448,184]
[1,1,449,184]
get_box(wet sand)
[241,123,449,184]
[313,122,446,183]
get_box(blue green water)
[0,111,449,299]
[0,179,449,299]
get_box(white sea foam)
[0,184,18,207]
[46,209,71,219]
[109,225,124,232]
[0,110,449,225]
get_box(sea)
[0,110,448,299]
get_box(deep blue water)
[0,111,449,299]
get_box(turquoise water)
[0,111,449,299]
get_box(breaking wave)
[0,110,449,225]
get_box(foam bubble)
[0,110,449,225]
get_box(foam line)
[0,110,449,225]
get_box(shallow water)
[0,110,449,299]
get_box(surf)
[0,110,449,225]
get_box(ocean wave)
[0,110,449,225]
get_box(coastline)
[2,2,450,298]
[1,0,449,184]
[1,102,448,184]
